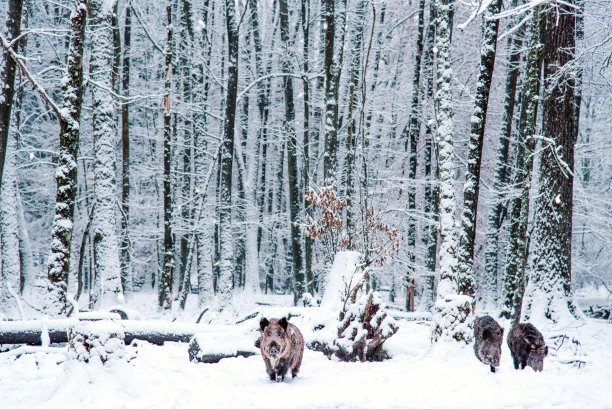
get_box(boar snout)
[267,341,281,357]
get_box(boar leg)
[490,365,496,373]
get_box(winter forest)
[0,0,611,407]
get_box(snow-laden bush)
[67,320,125,365]
[312,251,398,361]
[335,291,398,361]
[432,294,474,344]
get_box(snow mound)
[320,251,362,310]
[67,320,126,365]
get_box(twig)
[0,32,64,123]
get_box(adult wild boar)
[259,317,304,382]
[508,323,548,372]
[473,315,504,372]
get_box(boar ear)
[260,318,270,331]
[279,317,289,331]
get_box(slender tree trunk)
[301,0,314,295]
[484,0,524,307]
[456,0,502,297]
[196,0,214,306]
[522,1,581,322]
[120,3,132,297]
[0,0,23,193]
[404,0,426,301]
[250,0,272,261]
[178,0,195,296]
[420,0,438,312]
[432,0,473,344]
[322,0,337,188]
[160,1,174,309]
[500,8,544,321]
[218,0,239,305]
[344,0,366,250]
[17,188,36,294]
[0,129,20,317]
[278,0,304,304]
[45,0,87,316]
[243,0,263,294]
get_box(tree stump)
[68,320,126,364]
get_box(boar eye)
[276,330,282,336]
[266,330,271,336]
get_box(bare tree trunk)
[301,0,314,295]
[45,0,87,316]
[456,0,502,297]
[483,0,524,307]
[160,1,174,309]
[217,0,239,305]
[0,0,23,193]
[522,1,581,322]
[420,0,438,312]
[431,0,473,344]
[0,127,20,317]
[196,0,214,306]
[120,2,132,297]
[278,0,304,304]
[501,8,544,321]
[322,0,337,188]
[89,0,122,309]
[404,0,427,300]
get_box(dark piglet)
[508,323,548,372]
[259,317,304,382]
[473,315,504,372]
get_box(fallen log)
[0,319,237,346]
[188,330,259,363]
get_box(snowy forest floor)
[1,291,611,409]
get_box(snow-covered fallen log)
[0,319,243,346]
[188,331,258,363]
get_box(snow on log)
[0,319,242,346]
[188,331,258,363]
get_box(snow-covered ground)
[1,292,611,409]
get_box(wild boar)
[259,317,304,382]
[473,315,504,372]
[508,322,548,372]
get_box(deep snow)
[1,292,611,409]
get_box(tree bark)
[501,8,544,321]
[0,0,23,193]
[160,1,174,309]
[45,0,87,316]
[456,0,502,297]
[431,0,473,344]
[89,0,123,309]
[196,0,214,306]
[421,0,438,312]
[522,1,581,322]
[322,0,337,188]
[278,0,304,304]
[120,2,132,296]
[218,0,239,305]
[404,0,427,299]
[483,0,524,307]
[301,0,314,295]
